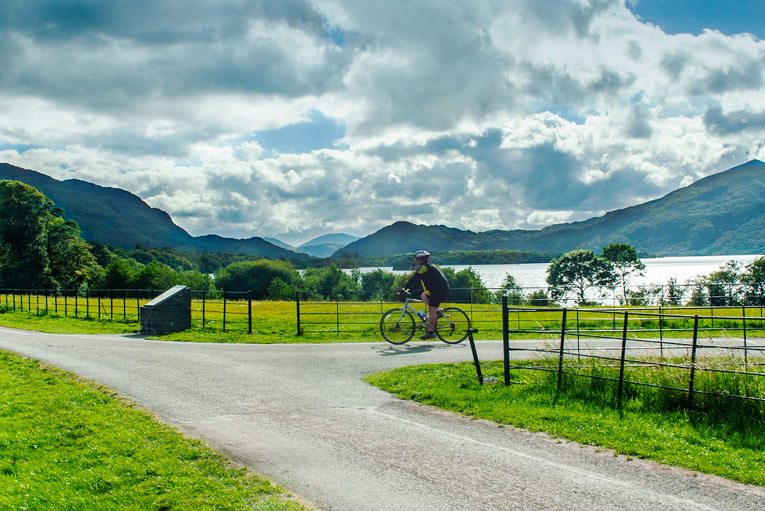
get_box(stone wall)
[140,285,191,335]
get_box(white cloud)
[1,0,763,241]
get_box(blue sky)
[629,0,764,39]
[0,0,763,244]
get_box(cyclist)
[402,250,449,339]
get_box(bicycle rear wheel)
[380,308,415,344]
[436,307,470,344]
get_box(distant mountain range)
[335,160,765,257]
[2,160,763,260]
[0,163,309,261]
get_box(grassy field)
[365,359,765,486]
[0,351,306,511]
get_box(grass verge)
[364,360,765,486]
[0,351,307,510]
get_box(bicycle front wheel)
[380,308,415,344]
[436,307,470,344]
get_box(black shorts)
[427,292,447,308]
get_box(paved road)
[1,327,763,511]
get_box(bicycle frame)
[396,296,430,323]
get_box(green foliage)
[360,268,396,301]
[493,273,524,305]
[0,180,55,288]
[215,259,300,298]
[301,265,360,300]
[743,257,765,305]
[547,249,617,305]
[442,266,491,304]
[525,289,554,307]
[601,243,645,304]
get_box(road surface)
[1,327,763,510]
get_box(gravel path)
[1,327,763,511]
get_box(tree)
[493,273,524,305]
[601,243,645,304]
[360,269,396,301]
[101,259,139,289]
[705,261,743,306]
[443,266,490,304]
[215,259,300,299]
[742,257,765,305]
[0,180,54,287]
[662,277,685,306]
[301,265,360,300]
[47,218,101,289]
[546,250,616,306]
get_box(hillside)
[335,160,765,257]
[297,233,360,258]
[0,163,308,260]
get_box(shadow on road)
[374,343,454,356]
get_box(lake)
[357,254,764,290]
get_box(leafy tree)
[215,259,300,299]
[526,289,554,307]
[443,266,490,304]
[546,249,616,306]
[133,261,177,291]
[175,270,217,294]
[661,277,685,306]
[0,181,55,287]
[301,265,359,300]
[705,261,743,306]
[360,268,396,301]
[742,257,765,305]
[47,218,101,289]
[100,259,139,289]
[493,273,524,305]
[266,277,298,300]
[601,243,645,304]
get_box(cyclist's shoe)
[420,331,437,340]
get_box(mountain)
[0,163,308,260]
[263,237,297,251]
[297,233,360,258]
[335,160,765,257]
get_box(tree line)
[2,179,763,305]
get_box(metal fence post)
[202,290,206,329]
[248,291,252,334]
[223,291,227,332]
[742,305,748,365]
[617,311,629,411]
[86,289,90,319]
[296,291,302,336]
[502,295,510,386]
[688,315,699,409]
[557,308,568,392]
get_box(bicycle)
[379,290,471,345]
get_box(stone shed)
[140,285,191,335]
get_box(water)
[358,254,764,290]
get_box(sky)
[1,1,764,245]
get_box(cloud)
[1,0,764,241]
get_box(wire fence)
[0,288,256,333]
[499,297,765,411]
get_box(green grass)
[364,359,765,486]
[0,351,307,511]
